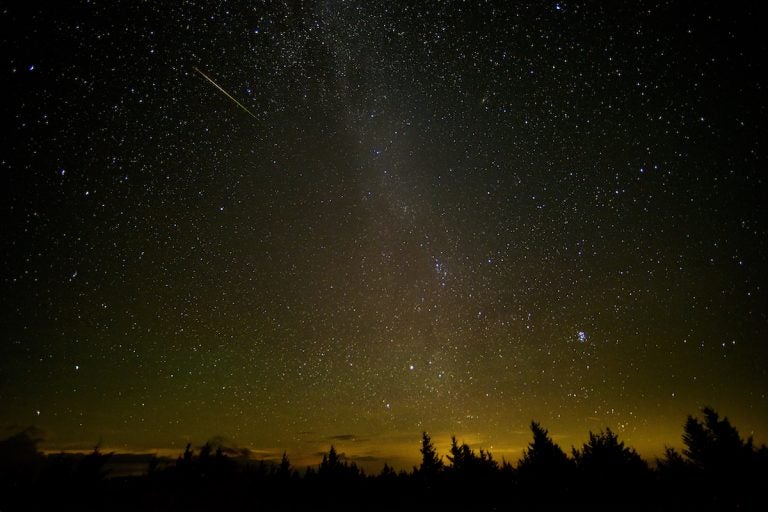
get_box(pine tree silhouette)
[446,436,498,479]
[1,410,765,511]
[517,421,573,499]
[418,431,443,477]
[446,436,469,473]
[573,427,650,503]
[658,406,768,510]
[379,462,397,479]
[682,406,752,472]
[276,451,292,478]
[518,421,571,474]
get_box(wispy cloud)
[327,434,357,441]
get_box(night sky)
[2,1,766,470]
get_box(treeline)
[1,407,766,511]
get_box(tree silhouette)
[446,436,469,473]
[573,428,650,502]
[518,421,572,474]
[658,406,768,509]
[319,445,341,475]
[318,445,362,482]
[276,451,292,478]
[379,462,397,480]
[1,410,766,511]
[0,426,45,509]
[446,436,498,478]
[178,442,194,469]
[0,427,44,483]
[573,428,647,472]
[417,431,443,477]
[656,445,688,475]
[517,421,573,498]
[681,406,753,472]
[198,441,213,466]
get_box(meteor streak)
[193,66,257,119]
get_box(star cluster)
[1,1,766,468]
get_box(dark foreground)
[1,408,766,511]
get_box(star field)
[1,1,766,468]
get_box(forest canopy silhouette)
[1,407,766,511]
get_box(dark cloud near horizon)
[204,435,253,458]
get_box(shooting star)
[193,66,257,119]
